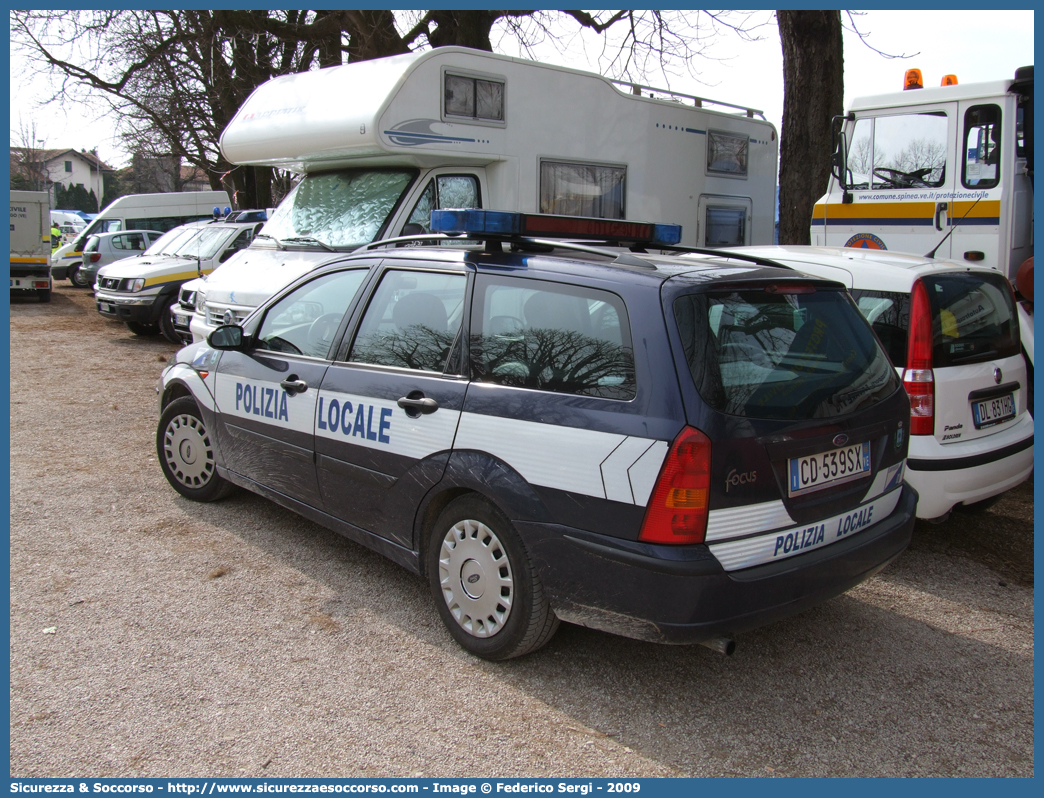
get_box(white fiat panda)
[717,246,1033,521]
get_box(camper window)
[539,161,626,219]
[962,105,1001,189]
[444,74,505,122]
[704,205,747,247]
[262,168,417,250]
[707,131,749,177]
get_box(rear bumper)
[906,416,1034,518]
[517,484,917,644]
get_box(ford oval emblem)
[833,433,849,447]
[994,367,1002,385]
[467,574,480,584]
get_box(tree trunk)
[777,11,844,245]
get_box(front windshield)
[174,226,234,259]
[262,168,417,249]
[148,227,199,256]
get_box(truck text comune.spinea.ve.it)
[816,65,1034,370]
[187,46,779,342]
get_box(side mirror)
[830,115,850,190]
[208,324,245,350]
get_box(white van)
[52,190,230,287]
[188,46,779,342]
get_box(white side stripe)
[628,441,669,506]
[600,437,654,504]
[454,412,667,504]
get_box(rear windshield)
[923,272,1019,367]
[851,272,1019,369]
[674,288,900,420]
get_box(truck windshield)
[261,168,417,250]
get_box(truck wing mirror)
[830,115,850,190]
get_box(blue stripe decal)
[812,217,1000,227]
[383,130,476,144]
[685,128,707,135]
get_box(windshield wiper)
[255,233,285,250]
[282,236,334,251]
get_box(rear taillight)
[903,279,934,435]
[89,253,101,263]
[639,427,712,545]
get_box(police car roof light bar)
[430,210,683,247]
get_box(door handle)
[934,202,948,232]
[397,395,439,415]
[279,377,308,395]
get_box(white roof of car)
[721,245,999,293]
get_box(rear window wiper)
[283,236,334,251]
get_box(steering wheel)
[306,313,344,352]
[873,167,932,188]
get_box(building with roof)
[10,146,115,208]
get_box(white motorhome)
[814,66,1034,365]
[52,190,231,287]
[189,46,778,341]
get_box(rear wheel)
[157,397,234,502]
[127,321,161,337]
[427,495,558,660]
[70,266,91,288]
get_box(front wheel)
[159,300,183,345]
[156,397,234,502]
[70,266,91,288]
[427,495,558,660]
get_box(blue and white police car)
[156,211,917,660]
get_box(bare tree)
[10,118,49,195]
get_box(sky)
[8,9,1035,170]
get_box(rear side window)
[922,272,1019,367]
[350,270,467,373]
[470,277,636,400]
[851,290,910,368]
[675,288,900,420]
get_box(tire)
[156,397,234,502]
[127,321,161,336]
[427,495,559,660]
[37,288,51,303]
[69,266,91,288]
[159,300,183,345]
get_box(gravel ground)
[9,284,1035,778]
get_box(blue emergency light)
[430,209,682,247]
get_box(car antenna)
[925,194,982,259]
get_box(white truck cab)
[188,46,780,342]
[815,66,1034,370]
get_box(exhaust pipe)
[699,636,736,656]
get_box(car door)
[212,266,373,506]
[314,264,470,547]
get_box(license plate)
[99,302,115,313]
[173,312,189,326]
[972,393,1015,429]
[789,442,871,497]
